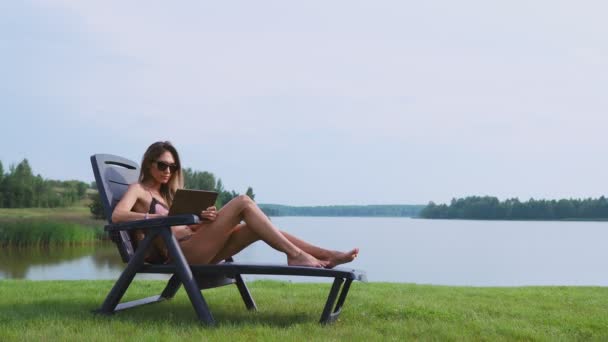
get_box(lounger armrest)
[105,214,200,232]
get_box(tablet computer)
[168,189,219,216]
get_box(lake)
[2,217,607,286]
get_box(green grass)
[0,219,104,246]
[1,281,607,341]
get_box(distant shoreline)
[415,217,608,222]
[268,215,416,218]
[259,203,425,218]
[265,215,608,222]
[2,205,606,222]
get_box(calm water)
[2,217,607,286]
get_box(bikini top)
[148,191,194,244]
[148,192,169,216]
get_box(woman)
[112,141,359,268]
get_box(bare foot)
[288,250,326,268]
[324,248,359,269]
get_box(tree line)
[0,159,89,208]
[182,167,255,208]
[259,204,424,217]
[420,196,608,220]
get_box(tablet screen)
[168,189,218,216]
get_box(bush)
[88,192,106,220]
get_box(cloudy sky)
[1,1,607,205]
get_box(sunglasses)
[155,161,178,173]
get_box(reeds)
[0,220,104,247]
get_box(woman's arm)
[111,184,164,223]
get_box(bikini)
[148,192,193,243]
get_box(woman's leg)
[279,230,359,268]
[210,224,358,268]
[209,223,259,263]
[180,195,325,267]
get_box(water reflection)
[3,217,608,285]
[0,244,123,280]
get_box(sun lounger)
[90,154,366,325]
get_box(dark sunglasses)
[155,161,178,173]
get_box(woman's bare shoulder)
[113,182,146,216]
[126,183,146,196]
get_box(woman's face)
[150,151,177,184]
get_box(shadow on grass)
[5,296,317,328]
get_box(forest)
[6,158,606,221]
[0,159,89,208]
[420,196,608,220]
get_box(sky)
[1,1,607,206]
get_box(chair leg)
[161,229,215,325]
[319,278,353,324]
[97,232,156,314]
[333,279,352,316]
[160,274,182,299]
[224,257,257,311]
[234,274,257,311]
[113,275,182,312]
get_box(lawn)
[1,280,607,341]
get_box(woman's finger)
[200,211,217,221]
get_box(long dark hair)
[139,141,183,206]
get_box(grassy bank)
[1,281,607,340]
[0,219,104,246]
[0,207,104,246]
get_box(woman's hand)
[199,206,218,222]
